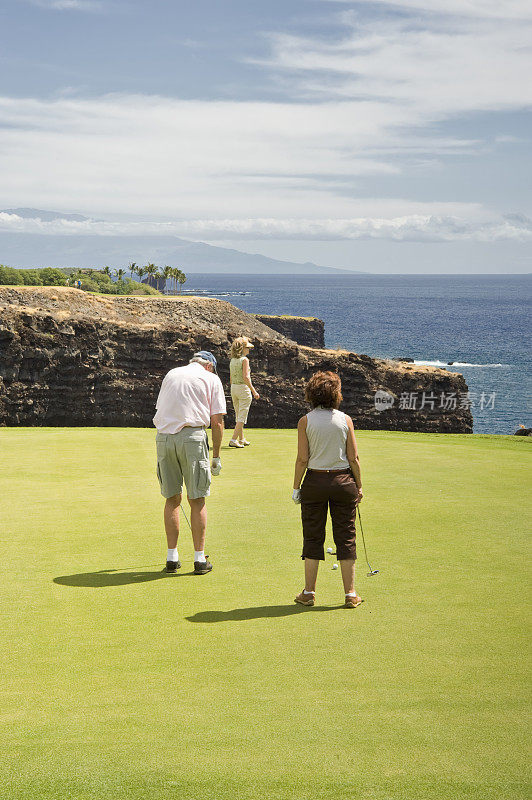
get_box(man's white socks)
[194,551,206,563]
[167,548,178,562]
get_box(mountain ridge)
[0,208,365,275]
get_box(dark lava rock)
[255,314,325,348]
[0,287,472,432]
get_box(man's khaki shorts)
[156,427,211,499]
[231,383,253,424]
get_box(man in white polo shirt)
[153,350,226,575]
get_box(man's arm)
[210,413,224,459]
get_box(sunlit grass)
[1,428,530,800]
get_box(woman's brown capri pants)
[300,468,357,561]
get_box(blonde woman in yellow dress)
[229,337,260,448]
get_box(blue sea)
[181,273,531,435]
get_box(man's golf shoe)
[164,560,181,573]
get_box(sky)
[0,0,531,273]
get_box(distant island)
[0,208,366,275]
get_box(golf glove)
[211,457,222,476]
[292,488,301,504]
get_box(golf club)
[181,507,192,531]
[356,505,379,576]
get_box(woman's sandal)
[344,594,364,608]
[294,591,315,607]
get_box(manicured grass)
[0,428,530,800]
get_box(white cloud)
[261,12,532,116]
[0,2,530,243]
[322,1,532,21]
[1,210,530,243]
[28,0,102,10]
[171,214,532,242]
[0,92,485,221]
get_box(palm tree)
[129,262,138,281]
[171,267,179,294]
[177,269,187,294]
[145,262,158,288]
[136,266,146,284]
[102,266,112,278]
[114,268,126,282]
[162,265,173,294]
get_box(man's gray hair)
[190,356,211,367]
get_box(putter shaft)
[357,505,379,576]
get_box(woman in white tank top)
[291,371,364,608]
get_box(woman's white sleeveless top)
[306,407,349,470]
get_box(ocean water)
[181,273,531,435]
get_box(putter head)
[367,569,379,576]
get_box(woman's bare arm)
[346,416,363,501]
[293,416,309,489]
[242,357,259,399]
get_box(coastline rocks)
[254,314,325,348]
[514,426,532,436]
[0,287,473,433]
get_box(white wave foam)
[414,360,509,368]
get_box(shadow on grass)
[186,605,340,622]
[53,568,196,587]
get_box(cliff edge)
[0,287,472,432]
[254,314,325,348]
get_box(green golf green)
[1,428,530,800]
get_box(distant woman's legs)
[231,389,244,442]
[231,386,252,443]
[232,420,244,441]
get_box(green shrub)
[75,276,100,292]
[132,283,160,295]
[0,265,161,295]
[89,272,115,293]
[0,265,25,285]
[113,278,137,295]
[22,269,44,286]
[38,268,68,286]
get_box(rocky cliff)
[254,315,325,348]
[0,287,472,432]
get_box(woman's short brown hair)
[305,371,343,409]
